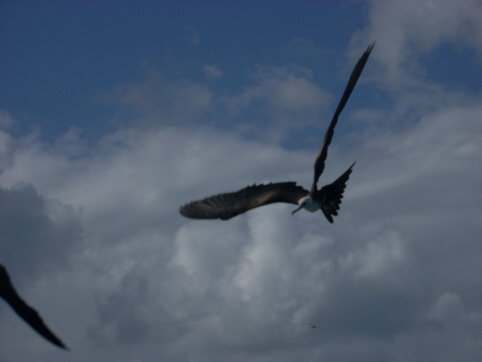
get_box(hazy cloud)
[351,0,482,86]
[1,88,480,360]
[187,26,201,45]
[95,73,213,128]
[203,65,223,80]
[1,2,481,361]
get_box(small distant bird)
[180,43,374,223]
[0,264,67,349]
[304,322,323,330]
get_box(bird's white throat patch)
[300,196,319,213]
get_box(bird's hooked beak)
[291,204,304,215]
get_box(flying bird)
[0,264,68,350]
[180,44,374,222]
[304,322,323,330]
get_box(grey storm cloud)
[0,184,82,283]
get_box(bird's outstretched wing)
[0,264,68,350]
[180,182,309,220]
[316,162,355,223]
[310,43,374,195]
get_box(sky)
[0,0,481,361]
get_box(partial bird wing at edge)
[180,182,309,220]
[0,265,68,350]
[310,43,374,195]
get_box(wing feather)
[316,163,355,223]
[180,182,309,220]
[0,264,68,350]
[311,43,374,194]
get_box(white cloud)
[0,129,14,173]
[225,64,330,141]
[351,0,482,86]
[0,109,15,129]
[202,65,223,80]
[1,85,480,359]
[95,73,213,128]
[230,65,326,113]
[1,3,482,360]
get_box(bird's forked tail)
[317,162,355,223]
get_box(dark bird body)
[304,322,323,330]
[180,44,374,222]
[0,264,67,349]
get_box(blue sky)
[1,1,377,143]
[1,1,482,361]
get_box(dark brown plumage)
[180,44,374,222]
[0,264,68,350]
[310,43,374,195]
[180,182,309,220]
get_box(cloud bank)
[1,1,481,361]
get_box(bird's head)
[292,196,317,215]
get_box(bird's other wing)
[316,162,355,223]
[0,265,68,350]
[180,182,309,220]
[310,43,374,195]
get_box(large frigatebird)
[180,44,374,222]
[0,264,67,349]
